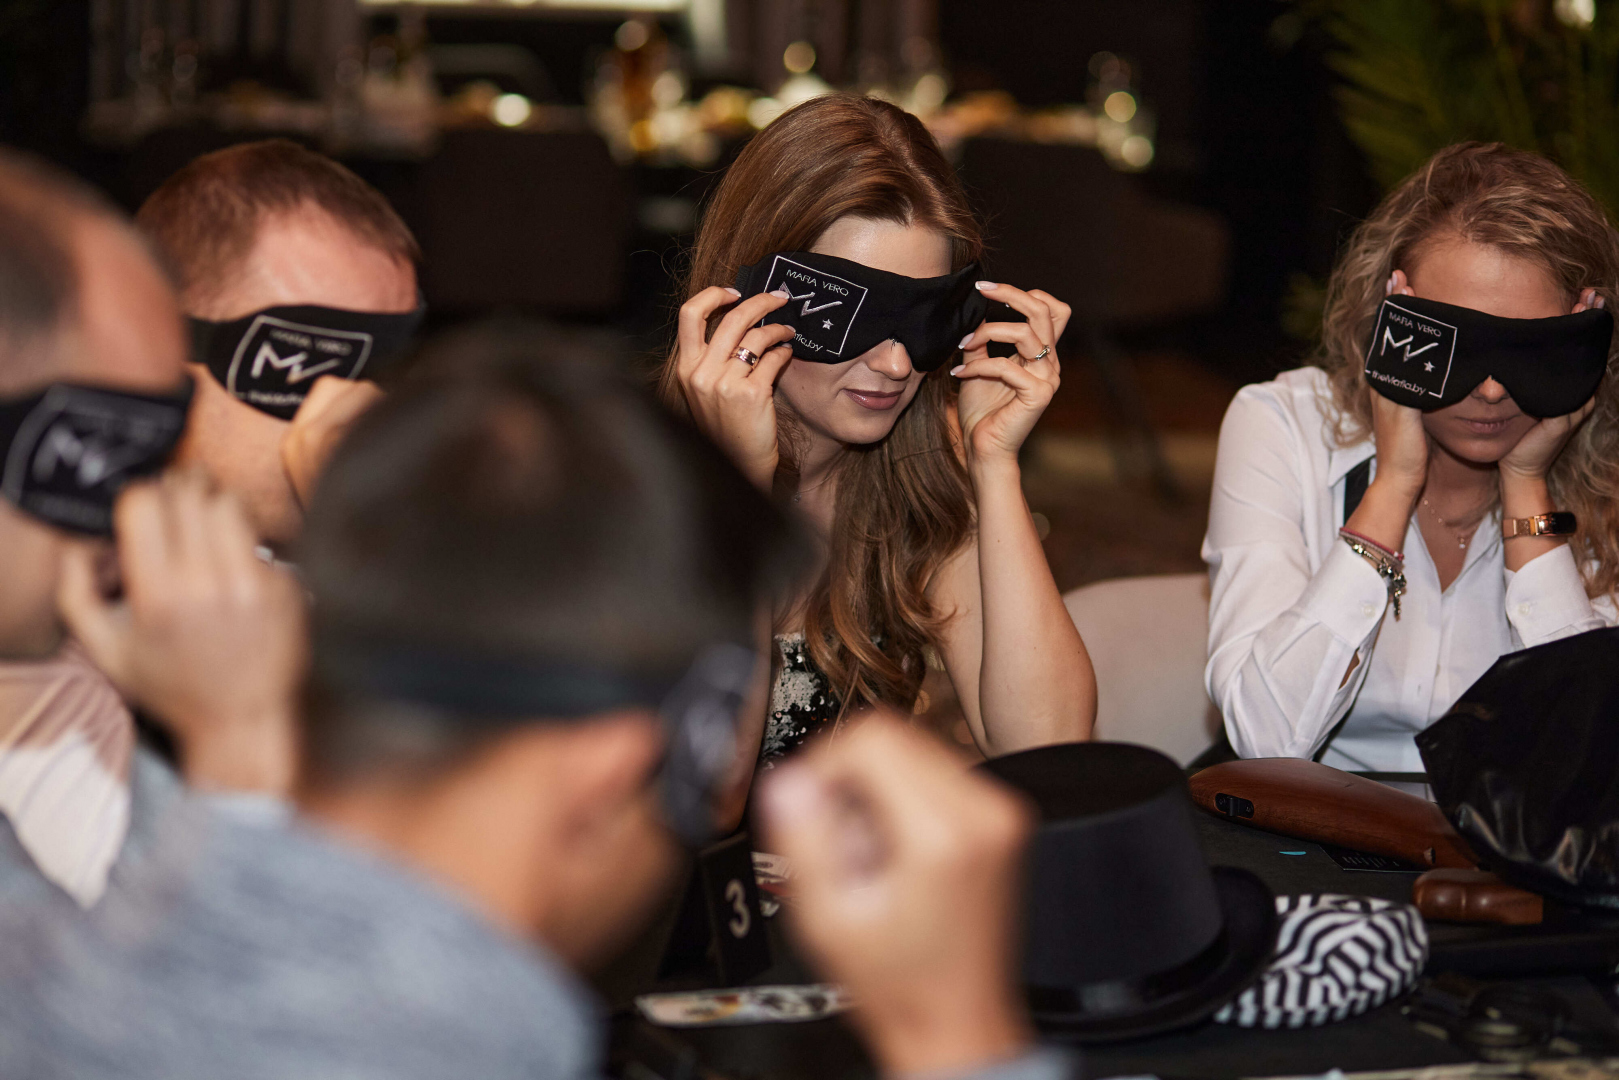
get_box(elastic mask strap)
[314,635,759,847]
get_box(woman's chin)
[819,402,908,445]
[1429,428,1526,466]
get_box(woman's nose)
[869,340,914,380]
[1474,377,1510,404]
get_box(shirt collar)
[1327,437,1377,489]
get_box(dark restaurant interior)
[6,2,1619,1078]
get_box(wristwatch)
[1502,512,1577,539]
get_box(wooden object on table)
[1412,869,1544,925]
[1189,758,1478,869]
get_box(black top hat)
[982,742,1278,1043]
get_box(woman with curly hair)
[660,94,1095,778]
[1206,142,1619,772]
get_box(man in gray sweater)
[0,327,1070,1080]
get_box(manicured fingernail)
[958,333,973,348]
[770,287,790,298]
[1386,274,1396,294]
[1598,296,1607,309]
[724,287,740,297]
[974,280,996,291]
[950,365,966,377]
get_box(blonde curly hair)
[1315,142,1619,600]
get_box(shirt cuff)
[1296,539,1391,644]
[1504,543,1597,645]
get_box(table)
[610,813,1619,1080]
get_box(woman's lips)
[845,388,904,411]
[1455,416,1519,435]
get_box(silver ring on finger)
[733,346,760,367]
[1028,345,1051,363]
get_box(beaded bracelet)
[1338,528,1406,619]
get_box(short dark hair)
[135,139,420,305]
[0,149,119,392]
[297,322,802,781]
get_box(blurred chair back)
[1063,572,1220,765]
[413,129,630,317]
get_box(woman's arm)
[1205,386,1397,759]
[932,283,1094,757]
[930,473,1094,756]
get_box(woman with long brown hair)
[660,94,1095,769]
[1206,142,1619,776]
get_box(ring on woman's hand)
[733,346,760,367]
[1028,345,1051,362]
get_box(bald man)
[0,150,301,904]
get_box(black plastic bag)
[1416,626,1619,910]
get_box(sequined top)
[758,634,841,769]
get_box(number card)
[697,831,771,984]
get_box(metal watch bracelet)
[1502,511,1577,539]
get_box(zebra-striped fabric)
[1213,894,1428,1029]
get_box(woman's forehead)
[810,217,952,280]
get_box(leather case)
[1189,758,1477,870]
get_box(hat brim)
[1031,866,1278,1044]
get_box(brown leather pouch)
[1412,869,1544,925]
[1189,758,1477,869]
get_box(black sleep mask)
[0,378,193,536]
[190,302,425,420]
[1364,295,1611,417]
[733,251,988,371]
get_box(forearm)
[1343,476,1418,554]
[1207,543,1387,759]
[971,457,1095,753]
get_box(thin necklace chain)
[1421,495,1491,550]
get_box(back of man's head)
[0,152,120,392]
[136,138,420,311]
[296,323,798,785]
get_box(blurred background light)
[491,92,531,127]
[1103,91,1137,123]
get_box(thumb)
[55,544,128,686]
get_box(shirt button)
[1517,602,1533,617]
[1361,602,1376,617]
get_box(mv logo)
[31,423,144,488]
[225,315,374,414]
[1364,299,1457,399]
[249,340,342,386]
[1379,326,1441,368]
[760,256,870,357]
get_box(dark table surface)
[611,812,1619,1080]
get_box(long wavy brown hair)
[657,94,980,709]
[1316,142,1619,600]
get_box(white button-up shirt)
[1203,368,1615,772]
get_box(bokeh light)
[1104,91,1137,123]
[492,93,532,127]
